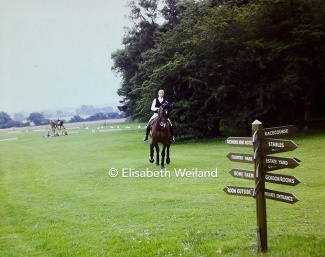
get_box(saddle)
[149,119,155,127]
[150,117,170,132]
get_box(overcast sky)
[0,0,132,115]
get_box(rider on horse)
[143,89,175,141]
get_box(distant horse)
[50,120,63,129]
[149,104,172,169]
[50,120,57,135]
[57,120,64,129]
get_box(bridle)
[158,106,169,130]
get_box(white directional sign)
[264,189,299,204]
[223,186,254,197]
[227,153,254,163]
[262,125,298,138]
[264,173,301,186]
[262,156,300,171]
[261,138,299,155]
[226,137,253,147]
[229,169,255,180]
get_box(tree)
[144,0,325,134]
[76,105,96,116]
[86,112,108,121]
[253,0,325,130]
[111,0,161,119]
[70,115,84,123]
[113,0,325,137]
[139,1,226,136]
[27,112,47,126]
[0,111,25,128]
[0,111,12,125]
[160,0,185,31]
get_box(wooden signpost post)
[224,120,300,253]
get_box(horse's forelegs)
[161,145,166,170]
[166,145,171,164]
[149,142,154,163]
[155,145,160,166]
[155,144,159,165]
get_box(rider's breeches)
[147,115,173,127]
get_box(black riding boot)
[143,125,150,141]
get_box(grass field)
[0,122,324,256]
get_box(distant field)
[0,122,324,256]
[0,118,127,133]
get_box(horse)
[50,120,64,130]
[149,104,172,169]
[50,120,57,135]
[57,120,64,129]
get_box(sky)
[0,0,132,115]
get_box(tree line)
[0,111,123,129]
[112,0,325,137]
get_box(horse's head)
[158,103,170,119]
[157,103,171,130]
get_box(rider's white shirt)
[150,97,163,119]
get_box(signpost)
[223,186,254,197]
[264,189,299,204]
[260,138,298,154]
[229,169,255,180]
[226,153,254,163]
[226,137,253,147]
[262,156,300,171]
[264,173,301,186]
[262,125,298,137]
[225,120,300,253]
[229,169,300,186]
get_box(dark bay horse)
[50,120,64,130]
[149,105,172,169]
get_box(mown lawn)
[0,123,324,256]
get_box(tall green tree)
[113,0,325,136]
[160,0,185,31]
[139,1,223,136]
[111,0,160,118]
[253,0,325,130]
